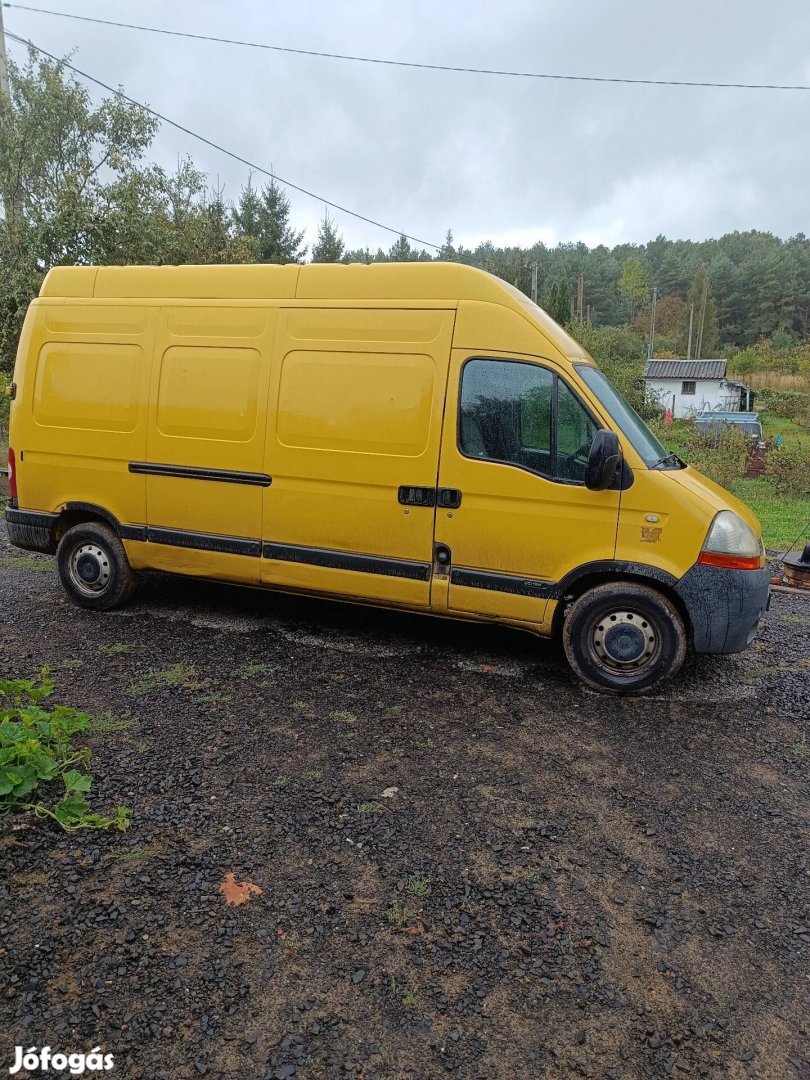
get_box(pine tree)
[342,247,374,264]
[232,176,307,263]
[312,210,345,263]
[388,234,413,261]
[439,229,457,261]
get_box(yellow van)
[5,262,769,692]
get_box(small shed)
[643,359,751,418]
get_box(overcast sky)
[5,0,810,254]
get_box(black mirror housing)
[584,429,622,490]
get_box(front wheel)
[562,582,687,694]
[57,522,137,611]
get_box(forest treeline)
[2,49,809,373]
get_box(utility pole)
[647,286,658,359]
[530,262,538,305]
[576,273,584,322]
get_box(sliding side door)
[261,307,454,607]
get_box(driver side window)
[556,379,598,482]
[458,358,597,483]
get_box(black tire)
[56,522,137,611]
[562,582,687,694]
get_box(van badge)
[641,526,662,543]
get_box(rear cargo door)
[260,307,454,607]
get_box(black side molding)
[147,527,261,558]
[451,567,555,599]
[129,462,272,487]
[263,542,431,582]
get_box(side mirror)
[584,429,622,490]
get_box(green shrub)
[650,419,749,490]
[0,673,130,830]
[764,445,810,498]
[567,322,650,415]
[756,388,809,423]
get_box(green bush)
[0,673,130,830]
[0,372,9,454]
[650,419,749,490]
[764,445,810,498]
[756,388,809,423]
[567,322,649,414]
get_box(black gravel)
[0,522,808,1079]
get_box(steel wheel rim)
[68,542,112,597]
[589,608,661,675]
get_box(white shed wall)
[645,379,739,417]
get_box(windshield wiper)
[651,451,684,470]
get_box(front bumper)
[675,561,771,654]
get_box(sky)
[4,0,810,255]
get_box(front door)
[434,353,620,626]
[260,307,454,607]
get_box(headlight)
[699,511,764,570]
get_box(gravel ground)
[0,521,808,1080]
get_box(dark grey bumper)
[675,562,771,654]
[4,506,57,554]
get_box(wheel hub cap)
[68,543,111,596]
[76,553,101,583]
[592,611,658,671]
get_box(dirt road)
[1,524,808,1079]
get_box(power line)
[4,2,809,92]
[2,31,441,250]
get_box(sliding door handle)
[398,486,436,507]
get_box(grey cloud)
[6,0,810,252]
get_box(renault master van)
[4,263,770,692]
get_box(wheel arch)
[551,561,693,644]
[54,502,126,544]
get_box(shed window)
[681,380,696,395]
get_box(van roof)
[38,262,589,362]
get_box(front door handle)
[437,488,462,509]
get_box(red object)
[7,448,16,500]
[664,406,673,426]
[698,551,762,571]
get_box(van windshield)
[576,365,674,469]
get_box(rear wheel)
[562,582,687,693]
[56,522,137,611]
